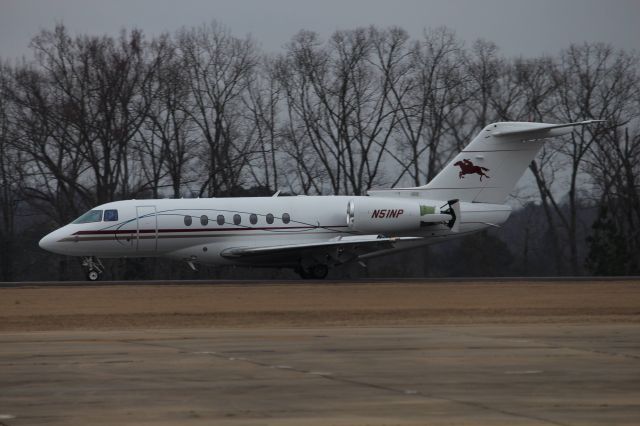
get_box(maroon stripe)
[74,225,349,236]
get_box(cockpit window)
[103,209,118,222]
[72,210,103,224]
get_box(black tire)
[310,264,329,279]
[296,264,329,279]
[296,267,311,279]
[87,270,100,281]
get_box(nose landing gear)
[82,256,104,281]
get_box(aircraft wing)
[220,235,422,265]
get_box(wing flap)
[221,235,421,259]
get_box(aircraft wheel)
[310,264,329,279]
[87,270,100,281]
[296,268,311,279]
[297,264,329,279]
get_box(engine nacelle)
[346,197,454,234]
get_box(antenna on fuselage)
[272,191,281,197]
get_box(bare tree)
[243,56,282,192]
[444,39,504,175]
[274,31,329,194]
[534,44,638,273]
[0,63,23,280]
[586,125,640,274]
[464,40,503,127]
[9,58,87,223]
[499,57,562,270]
[385,27,467,186]
[138,34,197,198]
[277,28,398,195]
[10,24,163,226]
[2,22,640,281]
[177,22,259,196]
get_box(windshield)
[72,210,103,224]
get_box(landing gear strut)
[297,263,329,280]
[82,256,104,281]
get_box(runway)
[2,275,639,288]
[1,325,639,425]
[1,280,639,425]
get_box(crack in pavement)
[437,325,640,361]
[120,338,572,426]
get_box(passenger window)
[217,215,225,225]
[282,213,290,224]
[233,214,241,225]
[103,209,118,222]
[266,213,274,224]
[200,215,208,226]
[250,214,258,225]
[72,210,103,224]
[184,216,192,226]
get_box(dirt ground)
[1,280,639,331]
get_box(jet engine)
[346,198,459,234]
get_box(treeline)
[0,22,638,280]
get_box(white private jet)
[39,120,602,280]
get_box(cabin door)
[136,206,157,252]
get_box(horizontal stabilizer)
[492,120,605,138]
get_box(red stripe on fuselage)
[73,225,349,235]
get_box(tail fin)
[406,121,602,203]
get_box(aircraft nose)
[39,228,69,254]
[39,227,80,255]
[39,232,56,252]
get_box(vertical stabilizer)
[373,121,602,203]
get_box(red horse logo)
[454,159,490,181]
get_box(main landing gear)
[296,263,329,280]
[82,256,104,281]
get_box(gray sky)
[0,0,638,60]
